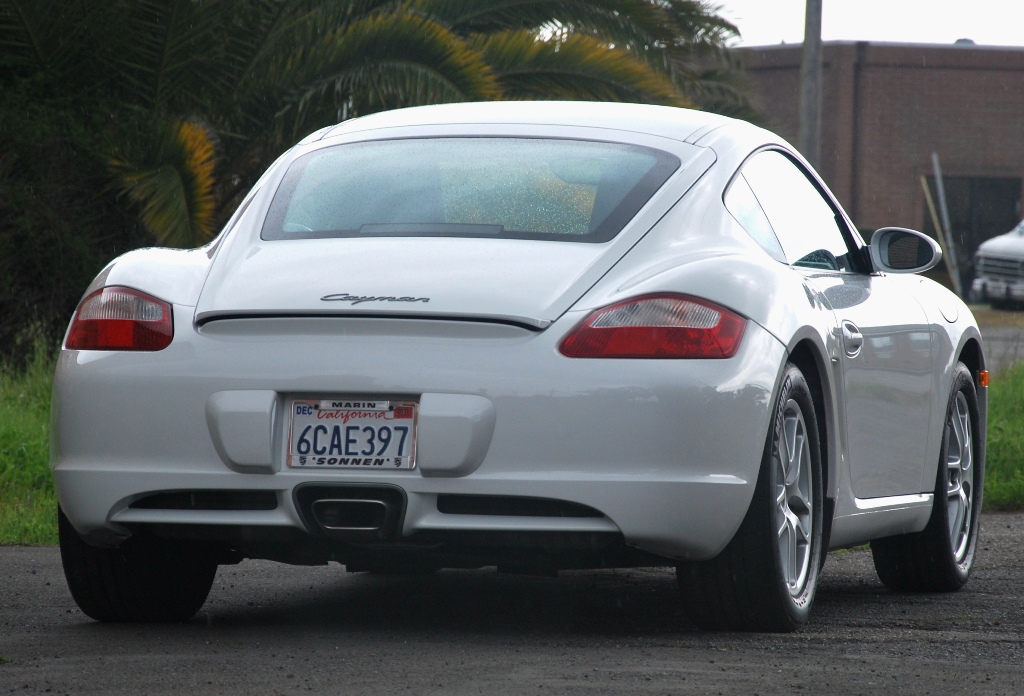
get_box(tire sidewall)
[933,364,982,584]
[764,365,824,624]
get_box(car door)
[735,149,935,498]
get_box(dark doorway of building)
[923,176,1022,294]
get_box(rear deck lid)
[195,136,715,328]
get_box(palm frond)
[113,0,243,111]
[0,0,49,70]
[472,29,688,106]
[681,65,762,122]
[662,1,739,49]
[217,0,337,106]
[0,0,118,83]
[653,2,757,119]
[110,120,218,248]
[238,11,502,144]
[220,0,402,106]
[410,0,669,44]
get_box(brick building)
[738,41,1024,289]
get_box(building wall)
[738,42,1024,238]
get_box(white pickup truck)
[973,219,1024,309]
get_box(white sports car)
[53,102,986,631]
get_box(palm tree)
[0,0,744,248]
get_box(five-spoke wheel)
[945,390,974,563]
[775,398,814,598]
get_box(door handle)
[841,320,863,358]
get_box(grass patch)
[984,362,1024,510]
[2,347,1024,546]
[0,347,58,545]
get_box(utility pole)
[930,152,964,298]
[799,0,823,169]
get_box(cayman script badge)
[321,293,430,305]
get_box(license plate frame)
[286,399,418,470]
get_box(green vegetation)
[983,365,1024,510]
[3,347,1023,546]
[0,347,57,545]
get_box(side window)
[741,150,857,272]
[724,174,786,263]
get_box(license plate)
[287,399,417,469]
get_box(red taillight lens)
[559,294,746,359]
[66,286,174,351]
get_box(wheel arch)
[956,336,985,383]
[952,332,986,454]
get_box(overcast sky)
[718,0,1024,48]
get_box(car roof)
[319,101,741,144]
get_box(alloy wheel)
[946,391,974,562]
[775,399,814,596]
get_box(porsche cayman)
[52,101,987,631]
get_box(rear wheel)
[870,362,982,591]
[58,506,217,622]
[678,363,823,632]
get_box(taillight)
[66,286,174,351]
[558,294,745,359]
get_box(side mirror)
[869,227,942,274]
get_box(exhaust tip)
[312,499,388,531]
[294,484,405,541]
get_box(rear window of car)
[261,137,680,243]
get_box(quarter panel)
[576,172,839,356]
[83,248,214,308]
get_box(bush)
[0,82,145,365]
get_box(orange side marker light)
[979,370,990,388]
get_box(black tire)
[870,362,982,592]
[58,506,218,622]
[677,363,824,632]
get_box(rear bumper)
[52,310,785,562]
[54,465,759,562]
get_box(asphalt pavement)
[2,513,1023,695]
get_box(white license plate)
[287,399,417,469]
